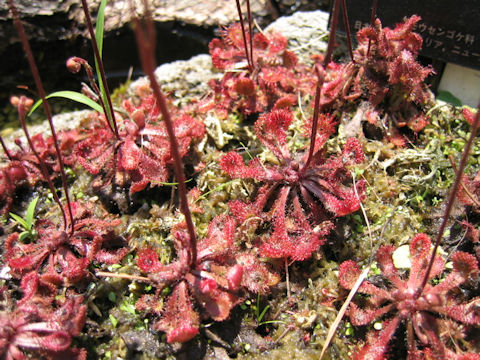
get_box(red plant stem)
[132,0,197,268]
[246,0,254,69]
[235,0,253,72]
[324,0,341,66]
[16,97,67,229]
[416,101,480,298]
[369,0,378,24]
[10,0,74,234]
[340,0,355,63]
[70,57,115,136]
[301,64,325,172]
[0,135,13,161]
[367,0,378,57]
[80,0,119,139]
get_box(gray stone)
[0,0,77,51]
[1,0,272,49]
[129,54,220,101]
[266,10,329,65]
[91,0,271,31]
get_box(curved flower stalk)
[339,234,480,359]
[220,109,365,261]
[136,214,279,343]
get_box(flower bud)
[11,96,33,111]
[9,96,19,107]
[23,97,34,111]
[66,57,82,73]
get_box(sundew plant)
[1,0,480,359]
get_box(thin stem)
[246,0,254,69]
[367,0,378,57]
[285,258,291,299]
[10,0,74,235]
[0,135,13,161]
[235,0,253,72]
[15,97,67,229]
[324,0,341,66]
[301,64,325,172]
[68,57,115,135]
[96,271,151,282]
[340,0,355,63]
[416,101,480,297]
[80,0,119,139]
[274,324,295,344]
[132,0,198,268]
[369,0,378,28]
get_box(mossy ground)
[3,93,473,359]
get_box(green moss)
[110,79,133,106]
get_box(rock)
[0,0,78,51]
[1,0,273,51]
[3,110,91,147]
[129,54,220,101]
[75,0,272,32]
[266,10,329,65]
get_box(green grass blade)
[9,213,28,230]
[150,178,193,186]
[195,180,237,202]
[28,91,104,116]
[257,304,270,323]
[25,196,39,230]
[95,0,107,57]
[255,293,261,319]
[94,0,114,132]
